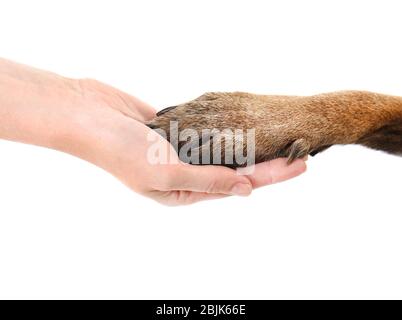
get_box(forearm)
[0,58,123,168]
[0,59,80,148]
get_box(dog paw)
[147,92,320,167]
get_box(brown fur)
[147,91,402,167]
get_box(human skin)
[0,58,306,206]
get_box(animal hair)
[147,91,402,167]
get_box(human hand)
[0,59,307,206]
[70,80,307,205]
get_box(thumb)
[169,164,252,196]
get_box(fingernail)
[230,183,252,196]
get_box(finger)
[154,190,229,206]
[114,89,157,121]
[80,79,157,121]
[123,93,157,119]
[167,164,253,196]
[240,158,307,189]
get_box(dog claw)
[156,106,177,117]
[287,138,310,164]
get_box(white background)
[0,0,401,299]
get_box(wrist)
[51,78,136,170]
